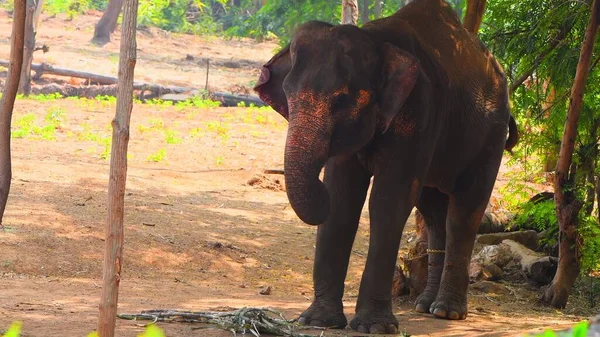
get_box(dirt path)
[0,11,595,337]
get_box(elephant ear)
[378,43,420,133]
[254,46,292,120]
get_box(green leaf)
[137,324,165,337]
[3,322,22,337]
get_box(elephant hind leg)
[414,187,448,314]
[431,145,504,320]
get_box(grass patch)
[147,148,167,162]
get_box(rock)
[471,281,508,295]
[482,263,503,281]
[469,260,484,282]
[500,240,557,285]
[473,244,514,268]
[501,239,543,270]
[391,265,407,297]
[477,230,539,251]
[259,286,272,295]
[528,256,558,285]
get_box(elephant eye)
[331,93,353,113]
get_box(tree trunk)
[0,1,26,225]
[463,0,487,33]
[374,0,381,19]
[96,0,138,335]
[342,0,359,25]
[32,0,43,31]
[361,0,369,24]
[543,0,600,309]
[92,0,125,46]
[18,0,36,96]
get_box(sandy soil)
[0,10,597,337]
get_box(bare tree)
[92,0,124,46]
[542,0,600,309]
[96,0,138,335]
[463,0,487,33]
[342,0,359,25]
[18,0,40,95]
[0,0,27,224]
[361,0,369,24]
[374,0,381,19]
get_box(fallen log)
[0,60,267,107]
[27,83,265,107]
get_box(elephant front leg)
[299,155,370,328]
[349,177,419,334]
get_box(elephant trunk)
[284,120,331,225]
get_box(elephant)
[254,0,518,334]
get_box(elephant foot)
[430,293,468,320]
[298,299,347,329]
[349,303,398,334]
[414,286,439,313]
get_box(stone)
[259,286,272,295]
[469,260,484,282]
[482,263,503,281]
[473,244,514,268]
[477,230,539,251]
[528,256,558,285]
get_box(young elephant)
[255,0,518,334]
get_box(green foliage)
[1,322,21,337]
[147,148,167,162]
[579,216,600,273]
[512,199,557,232]
[44,0,107,18]
[529,321,589,337]
[1,322,165,337]
[164,129,182,144]
[482,0,600,274]
[12,113,58,140]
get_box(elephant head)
[254,21,420,225]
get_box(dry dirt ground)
[0,10,597,337]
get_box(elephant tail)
[504,114,519,153]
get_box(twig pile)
[118,307,322,337]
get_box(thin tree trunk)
[374,0,381,19]
[18,0,36,96]
[543,0,600,309]
[342,0,359,25]
[0,1,26,225]
[32,0,43,31]
[584,119,599,216]
[96,0,138,335]
[361,0,369,24]
[92,0,125,46]
[463,0,487,33]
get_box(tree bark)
[374,0,381,19]
[92,0,125,46]
[342,0,359,25]
[543,0,600,309]
[361,0,369,24]
[0,1,26,225]
[18,0,36,96]
[96,0,138,335]
[463,0,487,33]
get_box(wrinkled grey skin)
[254,0,518,334]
